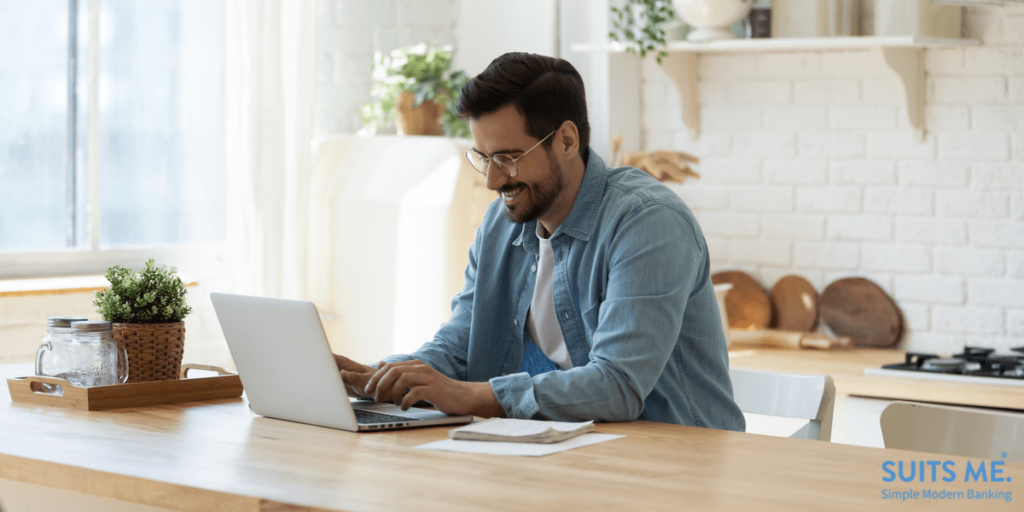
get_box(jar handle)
[35,341,52,376]
[117,345,129,384]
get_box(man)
[336,52,744,430]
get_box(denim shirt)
[385,150,745,431]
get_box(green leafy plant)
[94,259,192,324]
[609,0,677,64]
[360,43,471,138]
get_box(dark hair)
[455,52,590,160]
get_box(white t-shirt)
[525,223,572,370]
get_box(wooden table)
[1,363,1022,511]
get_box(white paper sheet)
[414,433,624,457]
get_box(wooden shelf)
[573,35,979,54]
[571,36,981,141]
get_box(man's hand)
[364,360,506,418]
[334,354,378,399]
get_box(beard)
[499,149,564,224]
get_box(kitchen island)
[729,346,1024,447]
[729,346,1024,410]
[1,362,1021,511]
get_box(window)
[0,0,225,264]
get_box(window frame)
[0,0,227,279]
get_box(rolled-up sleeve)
[488,372,540,418]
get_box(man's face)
[470,104,564,225]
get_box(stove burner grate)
[881,346,1024,380]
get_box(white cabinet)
[833,395,892,448]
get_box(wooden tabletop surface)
[2,363,1022,511]
[729,346,1024,410]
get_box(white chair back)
[880,401,1024,463]
[729,368,836,441]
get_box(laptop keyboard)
[354,409,419,425]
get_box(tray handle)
[10,375,77,397]
[180,364,234,379]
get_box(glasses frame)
[465,130,556,178]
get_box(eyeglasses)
[465,130,556,178]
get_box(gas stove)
[863,346,1024,388]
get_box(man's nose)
[485,164,508,191]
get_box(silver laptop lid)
[210,293,360,431]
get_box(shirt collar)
[512,147,606,246]
[552,148,605,242]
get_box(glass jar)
[38,321,129,387]
[35,316,89,393]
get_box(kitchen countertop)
[728,345,1024,410]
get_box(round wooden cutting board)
[769,275,818,332]
[711,271,773,330]
[820,277,903,347]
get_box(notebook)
[210,292,473,432]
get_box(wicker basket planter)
[395,91,444,136]
[112,322,186,383]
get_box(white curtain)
[224,0,318,299]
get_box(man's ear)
[556,120,580,159]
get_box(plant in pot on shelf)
[609,0,678,63]
[94,259,192,383]
[360,43,470,138]
[610,1,757,58]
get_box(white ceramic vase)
[672,0,755,42]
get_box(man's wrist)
[469,381,506,418]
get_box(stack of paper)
[415,419,623,457]
[448,419,594,444]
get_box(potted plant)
[360,43,470,138]
[94,259,192,383]
[609,0,678,64]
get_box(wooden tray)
[7,364,243,411]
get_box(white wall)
[641,4,1024,353]
[455,0,557,76]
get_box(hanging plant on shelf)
[609,0,677,64]
[360,43,470,138]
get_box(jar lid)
[70,320,113,332]
[47,316,90,328]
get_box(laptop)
[210,292,473,432]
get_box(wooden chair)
[729,368,836,441]
[880,401,1024,463]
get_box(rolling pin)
[729,329,853,350]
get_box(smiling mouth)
[501,186,525,203]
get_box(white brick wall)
[315,0,458,136]
[828,215,893,242]
[895,276,965,305]
[640,4,1024,351]
[797,132,865,158]
[935,247,1005,277]
[795,186,862,213]
[864,187,934,216]
[829,160,896,185]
